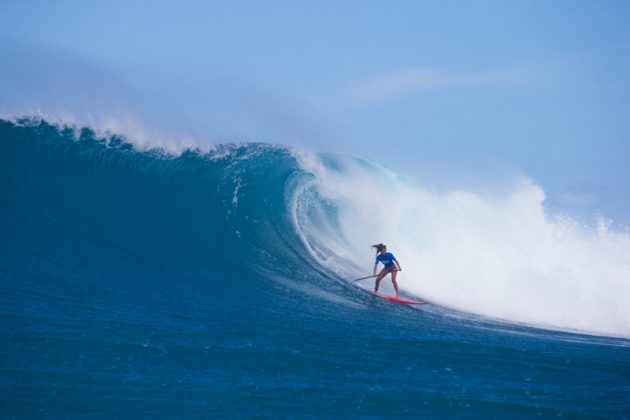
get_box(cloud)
[348,66,531,105]
[556,184,608,208]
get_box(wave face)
[1,118,629,417]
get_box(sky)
[1,0,629,223]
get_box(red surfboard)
[374,292,426,305]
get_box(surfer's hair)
[372,243,386,255]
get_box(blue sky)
[1,0,629,223]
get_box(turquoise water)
[1,119,629,417]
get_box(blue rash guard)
[375,252,397,268]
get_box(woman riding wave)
[372,243,402,297]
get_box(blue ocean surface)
[1,119,629,417]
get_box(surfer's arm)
[373,263,378,276]
[395,258,402,271]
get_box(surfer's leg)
[374,274,382,292]
[374,268,387,292]
[391,269,400,297]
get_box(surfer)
[372,243,402,297]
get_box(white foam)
[290,152,630,338]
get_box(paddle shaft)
[351,269,401,283]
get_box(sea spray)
[291,152,630,337]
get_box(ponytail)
[371,243,386,255]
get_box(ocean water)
[1,118,629,417]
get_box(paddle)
[350,269,401,283]
[350,274,377,283]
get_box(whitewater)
[291,151,630,338]
[1,118,629,417]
